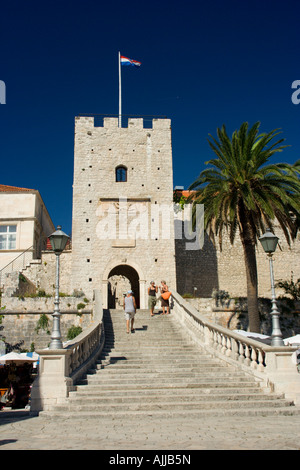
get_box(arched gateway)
[108,265,140,308]
[102,260,147,309]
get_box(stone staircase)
[41,309,299,418]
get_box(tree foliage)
[189,122,300,331]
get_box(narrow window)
[115,165,127,182]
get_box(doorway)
[108,264,140,309]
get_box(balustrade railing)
[30,290,105,413]
[65,321,103,381]
[171,292,300,404]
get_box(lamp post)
[48,225,69,349]
[259,229,284,346]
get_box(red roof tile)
[0,184,35,192]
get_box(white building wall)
[0,191,54,271]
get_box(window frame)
[115,165,127,183]
[0,224,17,250]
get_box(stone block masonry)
[71,116,177,308]
[175,214,300,300]
[0,311,92,351]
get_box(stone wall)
[0,311,92,351]
[175,232,219,297]
[1,294,91,313]
[19,250,72,296]
[175,217,300,299]
[0,285,93,351]
[71,116,177,306]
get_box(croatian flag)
[120,55,141,67]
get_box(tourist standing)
[160,280,170,315]
[123,291,136,334]
[148,281,158,317]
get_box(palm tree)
[189,122,300,332]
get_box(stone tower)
[71,116,176,308]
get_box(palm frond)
[189,121,300,250]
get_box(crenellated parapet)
[75,115,171,130]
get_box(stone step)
[96,364,236,373]
[97,361,223,368]
[104,325,181,331]
[97,355,217,363]
[101,344,209,350]
[103,333,200,340]
[81,366,256,379]
[104,330,195,335]
[98,354,213,362]
[103,341,192,346]
[40,406,300,419]
[68,392,284,404]
[104,323,187,331]
[70,386,264,398]
[99,352,213,359]
[97,357,229,365]
[99,348,213,355]
[98,355,214,363]
[85,368,256,379]
[48,398,295,413]
[76,379,262,389]
[80,377,256,387]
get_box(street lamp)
[48,225,69,349]
[259,228,284,346]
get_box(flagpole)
[118,51,121,128]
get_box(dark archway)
[108,264,140,309]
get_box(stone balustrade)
[30,290,104,413]
[171,292,300,405]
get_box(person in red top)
[160,280,170,315]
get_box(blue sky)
[1,0,299,235]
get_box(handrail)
[171,292,300,404]
[64,321,104,382]
[0,245,34,287]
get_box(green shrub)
[67,325,83,340]
[35,314,50,334]
[77,303,86,311]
